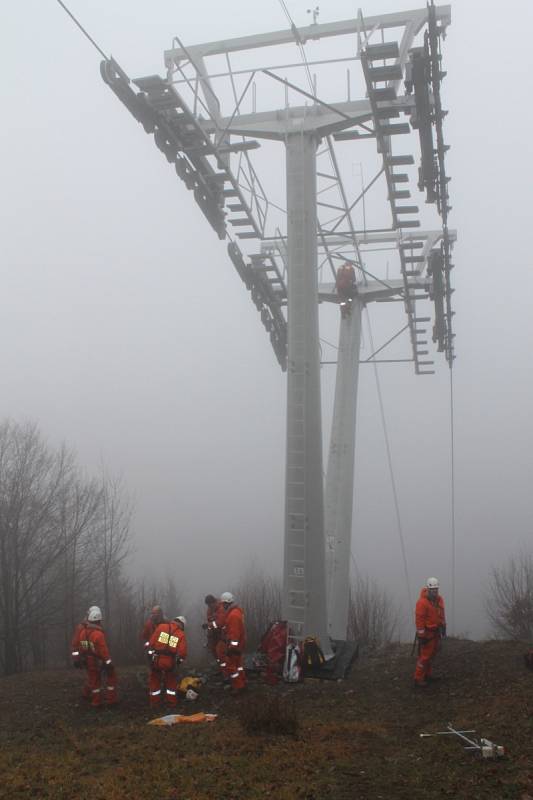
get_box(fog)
[2,0,533,640]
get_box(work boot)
[413,680,428,689]
[426,675,441,683]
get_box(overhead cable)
[54,0,109,61]
[365,309,413,611]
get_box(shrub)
[238,691,299,737]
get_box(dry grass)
[0,640,532,799]
[237,689,299,736]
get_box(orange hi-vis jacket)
[78,623,113,667]
[141,617,158,649]
[224,606,246,654]
[415,588,446,639]
[207,601,226,638]
[71,621,88,662]
[149,621,187,671]
[336,264,356,291]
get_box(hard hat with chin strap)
[220,592,234,605]
[174,615,187,627]
[426,577,439,590]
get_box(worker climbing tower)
[101,2,455,657]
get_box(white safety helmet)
[426,577,439,590]
[220,592,234,605]
[175,615,187,627]
[87,605,102,622]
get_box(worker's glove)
[417,636,429,646]
[72,659,83,670]
[102,661,114,674]
[440,625,447,639]
[201,623,208,630]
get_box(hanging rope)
[365,310,413,612]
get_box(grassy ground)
[0,639,532,800]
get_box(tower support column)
[282,131,331,656]
[325,299,362,640]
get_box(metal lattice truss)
[101,3,455,373]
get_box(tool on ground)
[420,723,505,758]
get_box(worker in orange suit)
[71,611,88,666]
[336,261,356,318]
[77,606,118,707]
[140,605,164,655]
[70,610,91,698]
[220,592,247,694]
[413,577,446,688]
[148,614,187,707]
[203,594,227,667]
[213,599,228,677]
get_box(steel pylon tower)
[101,2,455,654]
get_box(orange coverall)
[413,588,446,684]
[210,602,228,673]
[141,617,158,652]
[148,621,187,707]
[78,623,118,707]
[71,621,87,662]
[206,600,225,659]
[336,264,356,293]
[223,606,247,690]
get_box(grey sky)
[2,0,533,638]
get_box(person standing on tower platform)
[413,577,446,688]
[336,261,356,318]
[220,592,247,695]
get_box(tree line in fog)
[0,419,531,676]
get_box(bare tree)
[96,474,131,625]
[0,420,135,675]
[486,551,533,640]
[233,565,281,649]
[347,574,397,650]
[0,422,75,673]
[58,475,103,662]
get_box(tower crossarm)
[198,96,416,141]
[164,6,451,66]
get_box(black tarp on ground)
[304,639,359,681]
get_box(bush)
[486,551,533,640]
[238,690,299,737]
[232,566,281,650]
[347,574,397,650]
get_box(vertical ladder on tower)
[286,353,307,639]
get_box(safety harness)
[152,622,181,671]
